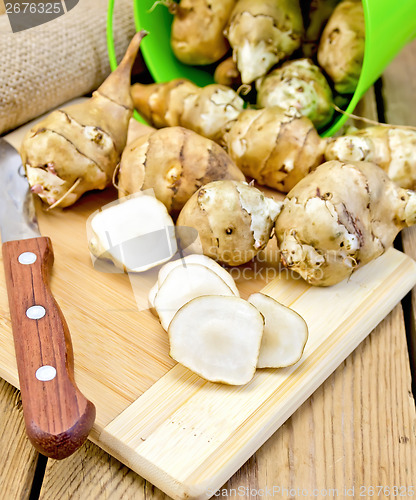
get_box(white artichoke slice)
[157,254,239,296]
[168,295,264,385]
[248,293,308,368]
[148,280,159,317]
[154,264,235,330]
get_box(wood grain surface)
[38,306,416,499]
[0,379,40,499]
[92,248,415,500]
[0,165,412,497]
[1,40,416,500]
[382,40,416,377]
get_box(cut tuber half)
[88,193,176,272]
[248,293,308,368]
[168,295,264,385]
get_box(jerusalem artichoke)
[225,0,304,84]
[256,58,334,129]
[324,125,416,190]
[224,106,326,193]
[248,293,308,368]
[21,32,146,208]
[117,126,245,216]
[88,192,177,273]
[169,295,264,385]
[169,0,236,65]
[275,160,416,286]
[157,254,240,296]
[131,79,245,142]
[213,57,242,89]
[301,0,341,57]
[177,180,282,266]
[154,264,235,330]
[317,0,365,94]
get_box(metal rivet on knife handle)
[18,252,37,264]
[26,305,46,319]
[36,365,57,382]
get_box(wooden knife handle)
[2,237,96,459]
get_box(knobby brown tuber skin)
[177,180,282,266]
[275,160,416,286]
[117,126,245,218]
[169,0,237,65]
[317,0,365,94]
[131,79,245,143]
[20,31,147,208]
[224,106,326,193]
[325,125,416,190]
[213,57,242,89]
[225,0,304,84]
[256,58,334,129]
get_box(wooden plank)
[0,186,177,437]
[39,440,155,500]
[351,85,379,125]
[36,254,416,500]
[96,249,416,499]
[4,76,416,499]
[35,259,416,500]
[380,40,416,127]
[222,305,416,497]
[0,378,40,499]
[382,39,416,373]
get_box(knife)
[0,137,95,459]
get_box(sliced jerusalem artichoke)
[225,0,304,84]
[154,264,235,330]
[324,126,416,190]
[117,126,245,217]
[248,293,308,368]
[148,281,159,317]
[177,180,282,266]
[21,31,146,208]
[256,59,334,129]
[131,79,245,143]
[224,107,327,193]
[88,193,176,273]
[275,160,416,286]
[157,254,240,296]
[148,254,239,316]
[168,295,264,385]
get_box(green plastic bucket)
[107,0,416,135]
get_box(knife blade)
[0,137,95,460]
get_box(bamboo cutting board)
[1,116,416,499]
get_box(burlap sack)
[0,0,136,134]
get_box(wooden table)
[1,41,416,500]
